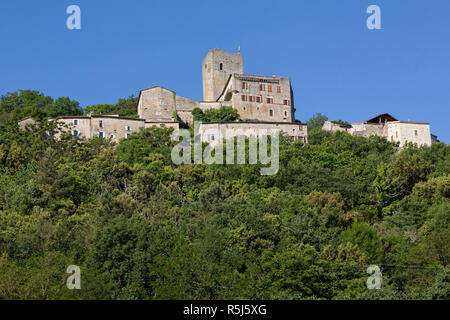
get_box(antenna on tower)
[238,45,241,54]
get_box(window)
[72,130,79,137]
[269,110,274,117]
[241,95,247,102]
[110,134,116,139]
[219,63,223,71]
[125,126,131,131]
[283,100,291,106]
[125,133,131,139]
[99,120,103,128]
[249,96,254,102]
[73,119,79,126]
[259,84,265,91]
[277,86,281,93]
[208,134,215,141]
[284,111,288,117]
[414,130,418,136]
[98,132,104,138]
[266,97,273,104]
[243,106,246,111]
[396,131,398,139]
[256,96,262,103]
[241,82,248,90]
[268,85,272,92]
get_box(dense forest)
[0,90,448,300]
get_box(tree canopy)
[0,91,448,300]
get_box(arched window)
[219,63,223,71]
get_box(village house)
[322,113,435,147]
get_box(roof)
[329,121,352,128]
[53,115,144,121]
[17,116,36,123]
[366,113,398,124]
[199,121,307,126]
[137,86,176,103]
[234,73,289,81]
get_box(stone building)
[18,114,178,143]
[137,48,305,142]
[19,48,306,143]
[199,122,307,147]
[323,113,434,147]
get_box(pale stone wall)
[227,74,294,123]
[145,121,179,130]
[387,122,431,147]
[91,116,145,141]
[351,123,384,137]
[54,117,92,139]
[202,49,243,102]
[50,115,145,143]
[138,87,176,120]
[18,117,37,129]
[322,121,352,133]
[198,122,308,146]
[323,118,433,148]
[199,101,224,110]
[177,111,193,126]
[175,96,198,111]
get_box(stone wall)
[322,121,352,133]
[351,123,384,137]
[202,49,243,102]
[387,122,431,147]
[198,122,308,146]
[53,115,146,142]
[227,75,294,123]
[138,86,176,121]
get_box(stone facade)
[202,48,243,102]
[199,122,308,147]
[322,114,433,147]
[217,74,295,123]
[322,121,352,133]
[53,115,146,142]
[20,48,303,144]
[136,48,301,137]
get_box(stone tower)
[202,48,243,102]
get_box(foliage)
[192,106,240,123]
[307,112,328,129]
[0,98,448,300]
[84,95,139,118]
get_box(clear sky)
[1,0,449,142]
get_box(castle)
[19,48,307,144]
[137,48,307,144]
[18,48,437,148]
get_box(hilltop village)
[19,48,436,147]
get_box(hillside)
[0,90,448,300]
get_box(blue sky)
[1,0,449,142]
